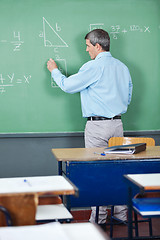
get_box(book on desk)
[104,143,146,155]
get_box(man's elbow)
[60,84,75,94]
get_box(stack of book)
[104,143,146,155]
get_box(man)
[47,29,133,226]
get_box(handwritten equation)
[0,73,31,94]
[0,31,24,51]
[110,25,150,39]
[89,23,151,39]
[0,19,156,93]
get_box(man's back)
[80,51,132,118]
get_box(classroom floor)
[71,209,160,239]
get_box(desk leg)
[128,186,133,240]
[66,195,71,211]
[58,161,62,175]
[95,206,99,224]
[58,161,64,204]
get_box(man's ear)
[95,43,102,51]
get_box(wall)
[0,0,160,133]
[0,131,160,178]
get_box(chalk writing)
[122,29,127,34]
[0,31,24,51]
[41,17,68,48]
[144,26,150,32]
[110,25,151,39]
[130,25,143,32]
[56,23,61,32]
[89,23,104,31]
[89,23,151,40]
[39,17,68,88]
[110,25,121,39]
[0,73,31,94]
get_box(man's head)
[85,29,110,59]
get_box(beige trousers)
[84,119,127,224]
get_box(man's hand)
[47,58,58,72]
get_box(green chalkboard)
[0,0,160,133]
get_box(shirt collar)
[95,51,112,60]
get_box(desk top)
[124,173,160,191]
[0,175,76,196]
[52,146,160,162]
[62,222,109,240]
[0,222,109,240]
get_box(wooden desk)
[0,175,77,196]
[52,146,160,162]
[52,146,160,208]
[124,173,160,239]
[0,176,77,226]
[124,173,160,192]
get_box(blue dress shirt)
[51,52,133,118]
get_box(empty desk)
[0,175,77,226]
[124,173,160,239]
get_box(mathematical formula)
[0,73,31,94]
[0,31,24,51]
[89,23,151,39]
[0,18,156,93]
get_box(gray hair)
[85,29,110,51]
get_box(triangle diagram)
[43,17,68,47]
